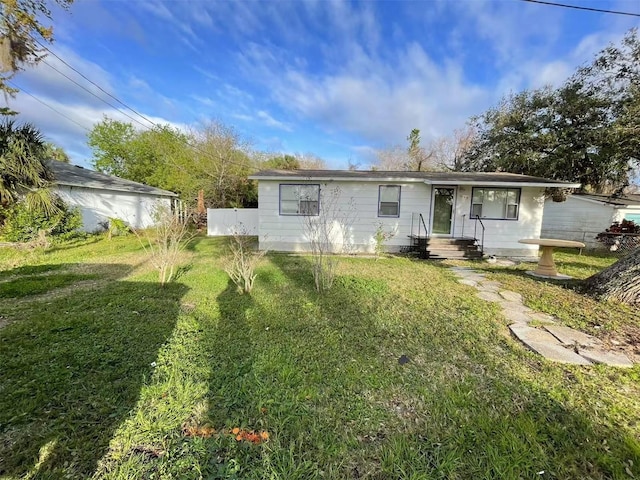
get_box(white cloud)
[240,39,489,147]
[256,110,293,132]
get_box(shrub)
[1,197,83,243]
[224,228,266,294]
[135,204,195,285]
[373,222,396,259]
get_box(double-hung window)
[471,188,520,220]
[378,185,401,217]
[279,184,320,215]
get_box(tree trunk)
[583,248,640,304]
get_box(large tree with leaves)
[0,0,73,114]
[463,29,640,194]
[87,118,259,208]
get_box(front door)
[431,187,456,236]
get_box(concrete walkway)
[451,266,634,367]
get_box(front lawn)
[0,237,638,479]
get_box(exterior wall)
[257,180,431,253]
[54,185,172,232]
[256,180,544,258]
[452,185,544,258]
[207,208,259,236]
[541,197,615,248]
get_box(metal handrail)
[418,213,428,238]
[473,216,485,256]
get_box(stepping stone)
[578,348,634,368]
[499,290,523,303]
[481,281,503,289]
[543,325,602,348]
[479,284,500,293]
[502,307,533,325]
[477,291,503,303]
[509,324,592,365]
[499,301,533,314]
[459,273,485,280]
[457,279,477,287]
[527,312,556,324]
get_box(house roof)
[572,193,640,207]
[249,169,581,188]
[49,161,178,197]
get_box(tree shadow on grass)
[178,255,395,478]
[0,263,188,478]
[260,255,640,478]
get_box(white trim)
[248,175,580,189]
[56,181,178,197]
[248,175,426,183]
[567,195,640,209]
[425,180,581,188]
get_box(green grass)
[0,236,639,479]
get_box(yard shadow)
[184,233,207,252]
[43,235,102,253]
[0,263,188,478]
[188,254,392,476]
[260,255,640,478]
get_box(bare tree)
[296,152,327,170]
[375,145,410,171]
[187,121,256,208]
[302,185,356,292]
[224,226,266,294]
[374,129,445,172]
[432,126,476,171]
[136,204,195,285]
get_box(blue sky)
[7,0,640,169]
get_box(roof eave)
[56,181,179,197]
[247,175,425,183]
[425,180,582,188]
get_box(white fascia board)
[569,196,639,209]
[424,180,582,188]
[56,181,178,197]
[248,175,425,183]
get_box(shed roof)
[573,193,640,207]
[249,169,581,188]
[49,161,178,197]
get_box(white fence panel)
[207,208,259,236]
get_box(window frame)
[279,184,320,216]
[470,187,521,221]
[378,185,401,218]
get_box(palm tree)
[0,119,55,213]
[44,142,70,163]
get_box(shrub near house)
[0,198,82,243]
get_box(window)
[279,184,320,215]
[471,188,520,220]
[378,185,401,217]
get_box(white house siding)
[207,208,259,236]
[451,186,544,258]
[257,181,543,258]
[257,180,432,253]
[541,197,616,248]
[55,185,172,232]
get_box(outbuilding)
[541,193,640,248]
[49,161,179,232]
